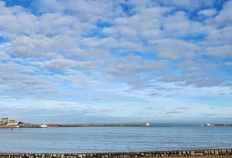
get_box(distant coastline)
[0,123,150,128]
[204,123,232,127]
[0,117,151,128]
[1,117,232,128]
[47,123,149,127]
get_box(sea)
[0,124,232,153]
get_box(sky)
[0,0,232,124]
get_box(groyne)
[0,149,232,158]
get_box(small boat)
[145,122,150,127]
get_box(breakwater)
[204,124,232,127]
[0,149,232,158]
[47,123,149,127]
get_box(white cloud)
[162,11,205,37]
[206,45,232,57]
[0,3,37,37]
[42,57,76,71]
[9,34,78,58]
[0,52,10,60]
[151,38,198,59]
[0,0,232,122]
[198,8,217,17]
[214,0,232,23]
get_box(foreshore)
[0,149,232,158]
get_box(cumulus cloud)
[214,0,232,23]
[206,45,232,57]
[0,0,232,122]
[0,0,231,90]
[0,2,37,36]
[151,38,198,59]
[198,8,217,17]
[42,57,76,72]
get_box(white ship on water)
[204,123,212,126]
[40,123,48,128]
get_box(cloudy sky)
[0,0,232,123]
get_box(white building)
[7,120,18,127]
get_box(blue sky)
[0,0,232,123]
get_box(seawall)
[0,149,232,158]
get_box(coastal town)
[0,118,47,128]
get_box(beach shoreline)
[0,148,232,158]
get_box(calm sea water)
[0,125,232,153]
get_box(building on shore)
[7,120,18,127]
[0,118,8,125]
[0,118,19,127]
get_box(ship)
[204,123,213,126]
[40,123,48,128]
